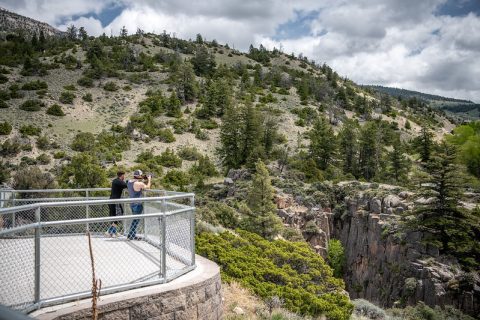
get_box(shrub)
[197,202,240,228]
[197,230,353,320]
[46,104,65,116]
[0,74,8,84]
[36,135,50,150]
[0,101,8,109]
[157,148,182,168]
[161,169,190,190]
[36,89,47,98]
[1,139,21,156]
[59,91,75,104]
[53,151,66,159]
[19,124,42,136]
[352,299,386,320]
[71,132,95,151]
[103,81,119,91]
[158,128,175,143]
[21,80,48,90]
[0,121,12,135]
[20,99,45,111]
[327,239,346,278]
[36,153,51,165]
[77,76,94,87]
[178,146,202,161]
[0,89,10,101]
[63,84,76,91]
[82,93,93,102]
[195,129,209,140]
[13,167,56,190]
[59,153,107,188]
[190,155,217,177]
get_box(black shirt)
[110,178,127,199]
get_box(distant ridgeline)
[0,7,64,38]
[364,85,480,119]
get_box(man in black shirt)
[106,171,127,237]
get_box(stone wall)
[33,255,223,320]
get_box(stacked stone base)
[32,256,222,320]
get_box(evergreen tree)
[409,142,479,268]
[308,116,336,170]
[120,26,128,38]
[174,62,198,103]
[241,102,263,167]
[195,33,203,44]
[358,122,381,180]
[197,79,231,118]
[339,119,358,176]
[243,160,282,239]
[66,24,78,41]
[217,105,243,171]
[78,27,88,41]
[419,125,434,163]
[388,137,409,183]
[165,91,182,118]
[191,46,216,76]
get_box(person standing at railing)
[126,169,152,240]
[106,171,128,237]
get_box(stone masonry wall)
[33,256,223,320]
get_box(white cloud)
[2,0,479,102]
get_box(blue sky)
[2,0,480,102]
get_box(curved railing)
[0,189,196,313]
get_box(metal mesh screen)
[0,190,195,313]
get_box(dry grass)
[223,281,265,319]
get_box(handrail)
[0,194,195,216]
[0,188,172,193]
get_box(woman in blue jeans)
[126,169,152,240]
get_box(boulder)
[369,198,382,213]
[223,177,234,185]
[233,306,245,315]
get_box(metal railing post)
[161,199,167,283]
[11,192,16,227]
[190,195,195,266]
[85,190,90,232]
[34,206,41,304]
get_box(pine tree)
[166,91,182,118]
[388,138,409,183]
[174,62,198,103]
[308,116,336,170]
[358,122,381,180]
[120,26,128,38]
[191,46,216,76]
[217,105,243,171]
[78,27,88,41]
[243,160,282,239]
[419,125,434,163]
[339,119,358,176]
[410,142,478,268]
[241,102,263,167]
[66,24,78,41]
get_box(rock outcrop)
[0,7,64,38]
[275,184,479,317]
[334,190,480,317]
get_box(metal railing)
[0,188,196,314]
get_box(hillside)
[365,85,480,121]
[1,10,479,320]
[0,7,64,37]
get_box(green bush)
[103,81,119,92]
[53,151,66,159]
[197,230,353,320]
[77,76,94,87]
[158,128,176,143]
[0,100,8,109]
[0,74,8,84]
[0,89,10,101]
[36,135,50,150]
[197,202,240,228]
[46,104,65,116]
[0,121,12,135]
[63,84,76,91]
[161,169,190,190]
[327,239,346,278]
[189,155,217,177]
[71,132,95,151]
[0,139,21,156]
[20,99,45,111]
[36,89,48,98]
[178,146,202,161]
[59,153,108,188]
[19,124,42,136]
[21,80,48,90]
[36,153,51,165]
[59,91,75,104]
[82,93,93,102]
[157,148,182,168]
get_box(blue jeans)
[127,204,143,238]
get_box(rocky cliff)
[273,182,480,317]
[0,7,63,38]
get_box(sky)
[2,0,480,102]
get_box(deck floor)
[0,235,186,309]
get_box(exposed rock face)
[0,7,64,38]
[333,191,480,317]
[275,185,479,317]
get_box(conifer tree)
[339,119,358,176]
[166,91,182,118]
[174,62,198,103]
[358,122,381,180]
[388,138,409,183]
[419,125,434,163]
[241,102,263,167]
[218,105,243,171]
[243,160,282,239]
[191,46,216,76]
[308,116,336,170]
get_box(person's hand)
[147,175,152,180]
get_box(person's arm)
[144,176,152,190]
